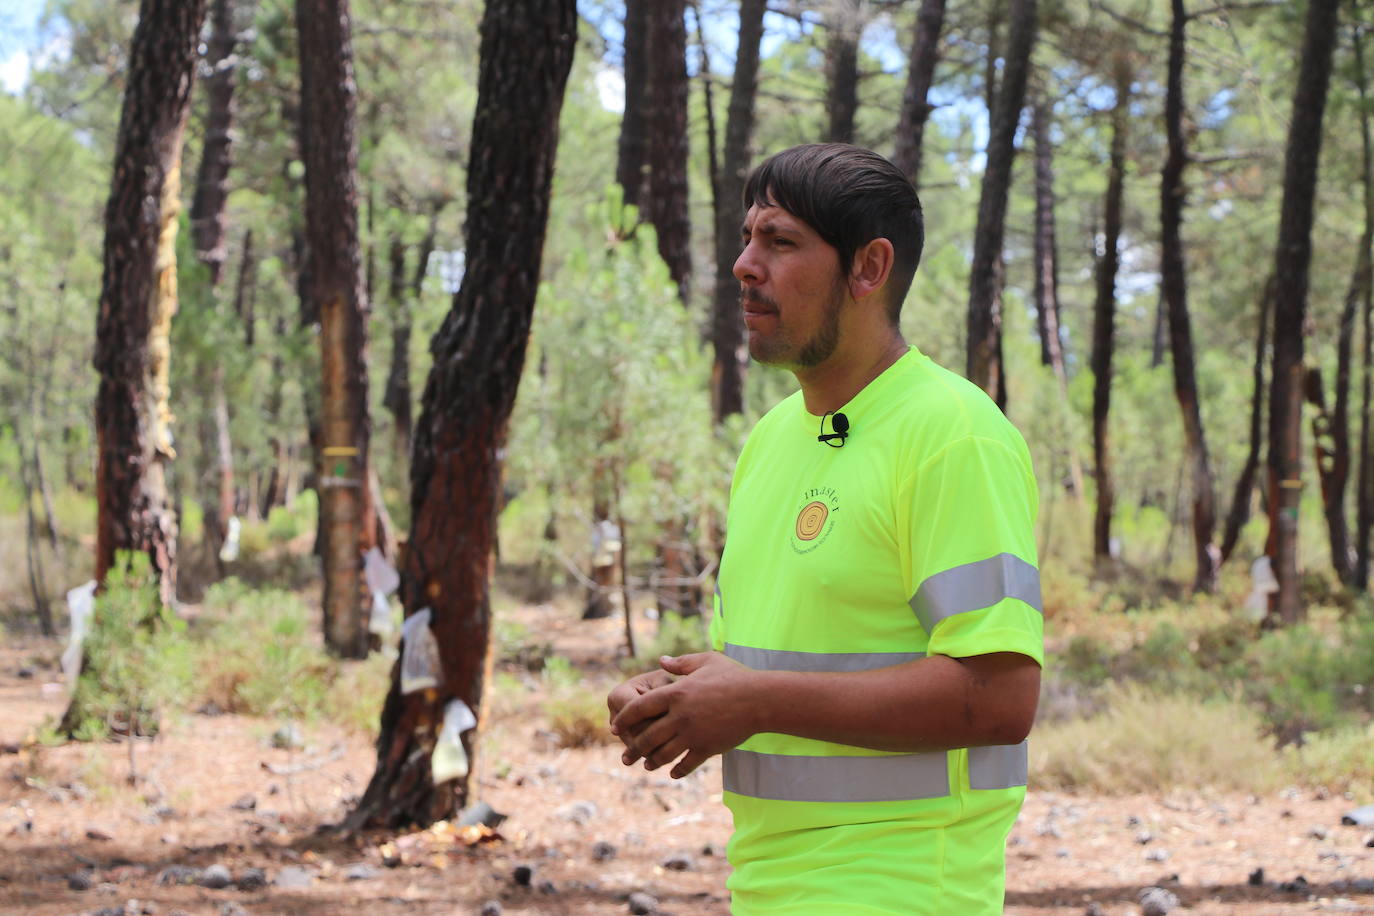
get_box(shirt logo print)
[795,501,829,541]
[790,486,839,554]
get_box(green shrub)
[630,611,707,670]
[1059,634,1112,687]
[66,553,193,739]
[540,655,614,748]
[1283,723,1374,794]
[194,579,333,722]
[1031,684,1285,794]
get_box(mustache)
[740,288,779,311]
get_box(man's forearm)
[749,652,1039,753]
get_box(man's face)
[734,203,850,371]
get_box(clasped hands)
[606,651,758,780]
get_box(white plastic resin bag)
[431,698,477,784]
[368,590,394,636]
[1242,555,1279,622]
[363,547,400,596]
[61,580,98,689]
[218,516,241,563]
[400,608,442,694]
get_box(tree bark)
[1265,0,1340,626]
[709,0,767,423]
[824,0,865,144]
[92,0,208,605]
[346,0,576,830]
[1220,277,1273,564]
[642,0,692,302]
[17,428,55,636]
[297,0,375,658]
[1030,97,1082,501]
[1355,26,1374,590]
[892,0,946,188]
[617,0,650,209]
[189,0,239,287]
[1091,57,1128,574]
[232,227,256,347]
[966,0,1036,408]
[1160,3,1219,593]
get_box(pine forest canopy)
[2,0,1373,643]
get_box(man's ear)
[848,237,895,303]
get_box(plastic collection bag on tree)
[61,580,98,689]
[364,547,400,636]
[218,516,241,563]
[400,607,443,694]
[1242,555,1279,621]
[431,698,477,783]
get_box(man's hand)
[610,652,760,779]
[606,668,673,764]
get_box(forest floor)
[1,597,1373,916]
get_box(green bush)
[66,553,193,739]
[194,579,334,722]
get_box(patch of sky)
[0,0,42,94]
[1199,88,1234,130]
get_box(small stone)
[1350,878,1374,893]
[591,841,617,862]
[537,880,557,894]
[511,864,533,887]
[1317,849,1341,861]
[17,666,34,679]
[345,863,380,881]
[559,800,598,825]
[1126,814,1142,827]
[230,795,257,811]
[1248,867,1265,886]
[1138,885,1180,916]
[1277,875,1309,893]
[68,871,94,891]
[270,723,303,750]
[1144,848,1170,862]
[1341,804,1374,827]
[157,866,203,886]
[627,891,658,915]
[219,904,250,916]
[272,866,314,889]
[662,852,695,871]
[200,864,233,889]
[235,868,266,890]
[479,902,503,916]
[1136,829,1154,845]
[1034,818,1060,838]
[1364,833,1374,848]
[1084,903,1107,916]
[701,842,722,857]
[86,825,113,841]
[1309,825,1328,840]
[1055,847,1071,859]
[457,801,507,828]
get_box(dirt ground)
[2,599,1372,916]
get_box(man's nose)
[733,242,760,285]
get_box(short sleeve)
[708,581,726,652]
[897,434,1044,666]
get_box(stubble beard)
[744,275,848,371]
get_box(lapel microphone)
[818,411,850,447]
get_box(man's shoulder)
[889,353,1021,443]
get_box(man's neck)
[796,333,908,415]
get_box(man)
[608,143,1042,914]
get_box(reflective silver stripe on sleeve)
[724,748,949,803]
[968,741,1028,790]
[909,552,1042,634]
[724,643,923,673]
[714,583,723,619]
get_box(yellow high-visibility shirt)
[710,346,1043,915]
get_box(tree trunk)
[617,0,650,209]
[232,227,257,347]
[297,0,374,658]
[1030,97,1082,501]
[1306,361,1353,584]
[382,232,411,463]
[824,0,864,144]
[642,0,692,302]
[709,0,767,423]
[1091,57,1128,574]
[92,0,208,606]
[966,0,1035,407]
[1220,277,1273,564]
[189,0,238,287]
[1355,27,1374,590]
[892,0,946,188]
[1265,0,1340,626]
[1159,5,1219,593]
[17,428,55,636]
[346,0,576,830]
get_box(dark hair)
[742,143,924,323]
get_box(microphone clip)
[818,411,849,447]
